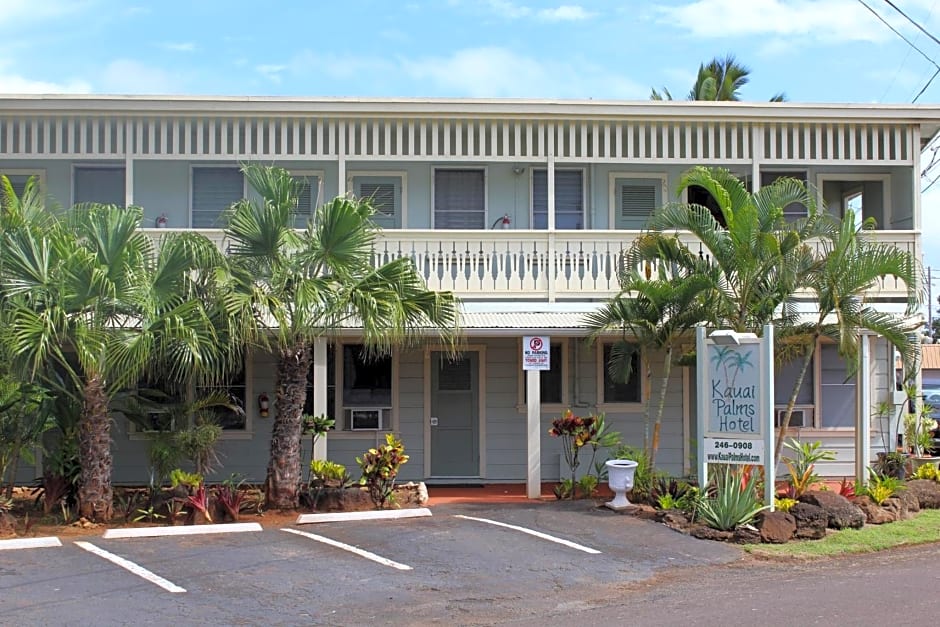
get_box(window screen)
[74,166,125,206]
[192,167,244,228]
[533,169,584,229]
[434,169,484,229]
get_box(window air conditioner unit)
[775,407,813,428]
[347,408,386,431]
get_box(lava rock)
[0,512,15,537]
[755,510,796,544]
[903,480,940,509]
[732,524,761,544]
[854,495,897,524]
[690,525,733,542]
[659,510,690,532]
[798,490,865,529]
[789,502,828,539]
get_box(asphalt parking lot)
[0,502,741,626]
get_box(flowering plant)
[549,410,620,499]
[905,404,938,458]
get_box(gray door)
[430,351,479,477]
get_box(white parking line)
[281,528,413,571]
[0,537,61,551]
[454,515,602,554]
[103,522,262,539]
[74,541,186,593]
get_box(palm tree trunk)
[78,374,113,522]
[649,345,674,468]
[773,344,816,461]
[265,342,311,510]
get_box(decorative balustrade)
[139,228,920,302]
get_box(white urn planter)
[605,459,639,511]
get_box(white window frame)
[431,165,488,229]
[816,173,892,227]
[347,170,408,227]
[332,341,399,437]
[596,341,645,412]
[608,172,668,228]
[71,163,126,207]
[516,338,569,412]
[189,164,248,229]
[530,167,587,230]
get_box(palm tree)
[651,54,786,102]
[773,209,920,460]
[223,164,459,510]
[0,203,232,521]
[586,271,712,466]
[631,167,819,333]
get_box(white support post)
[856,334,872,486]
[312,338,328,461]
[526,368,541,499]
[695,327,707,487]
[338,121,346,197]
[125,155,134,208]
[762,324,775,511]
[546,154,556,302]
[547,155,555,231]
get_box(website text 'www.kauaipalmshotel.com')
[705,451,761,463]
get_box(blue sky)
[4,0,940,308]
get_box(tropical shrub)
[656,493,679,510]
[310,460,350,487]
[174,419,224,477]
[865,471,904,505]
[169,469,203,491]
[839,477,857,498]
[357,434,409,509]
[549,410,619,499]
[213,474,249,522]
[774,497,798,513]
[781,439,835,497]
[913,463,940,481]
[698,466,767,531]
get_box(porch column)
[856,334,872,485]
[125,154,134,208]
[338,121,346,196]
[751,124,762,193]
[547,154,557,302]
[312,338,328,461]
[526,369,541,498]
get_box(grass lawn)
[745,509,940,558]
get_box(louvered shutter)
[74,166,126,206]
[192,167,243,228]
[615,178,660,229]
[354,175,401,228]
[434,169,484,229]
[291,175,318,228]
[532,169,584,229]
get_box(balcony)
[140,229,919,302]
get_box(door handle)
[430,416,439,426]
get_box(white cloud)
[256,64,287,84]
[161,42,195,52]
[400,46,644,98]
[657,0,904,43]
[0,73,90,94]
[289,51,397,80]
[98,59,182,94]
[485,0,595,21]
[537,5,593,21]
[0,0,90,27]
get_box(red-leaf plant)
[213,475,246,522]
[185,485,212,524]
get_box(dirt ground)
[2,484,420,539]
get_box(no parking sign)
[522,335,550,370]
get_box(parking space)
[0,502,741,624]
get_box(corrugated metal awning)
[458,311,593,334]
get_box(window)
[289,173,320,229]
[74,165,125,206]
[820,344,856,428]
[128,379,184,435]
[610,174,665,230]
[688,185,725,227]
[351,173,403,229]
[522,342,565,405]
[601,343,641,404]
[532,169,584,229]
[774,352,815,427]
[192,167,244,228]
[434,168,485,229]
[761,171,808,221]
[818,175,890,229]
[196,361,247,431]
[341,344,392,430]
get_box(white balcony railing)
[140,228,920,302]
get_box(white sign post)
[522,336,549,499]
[696,325,775,511]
